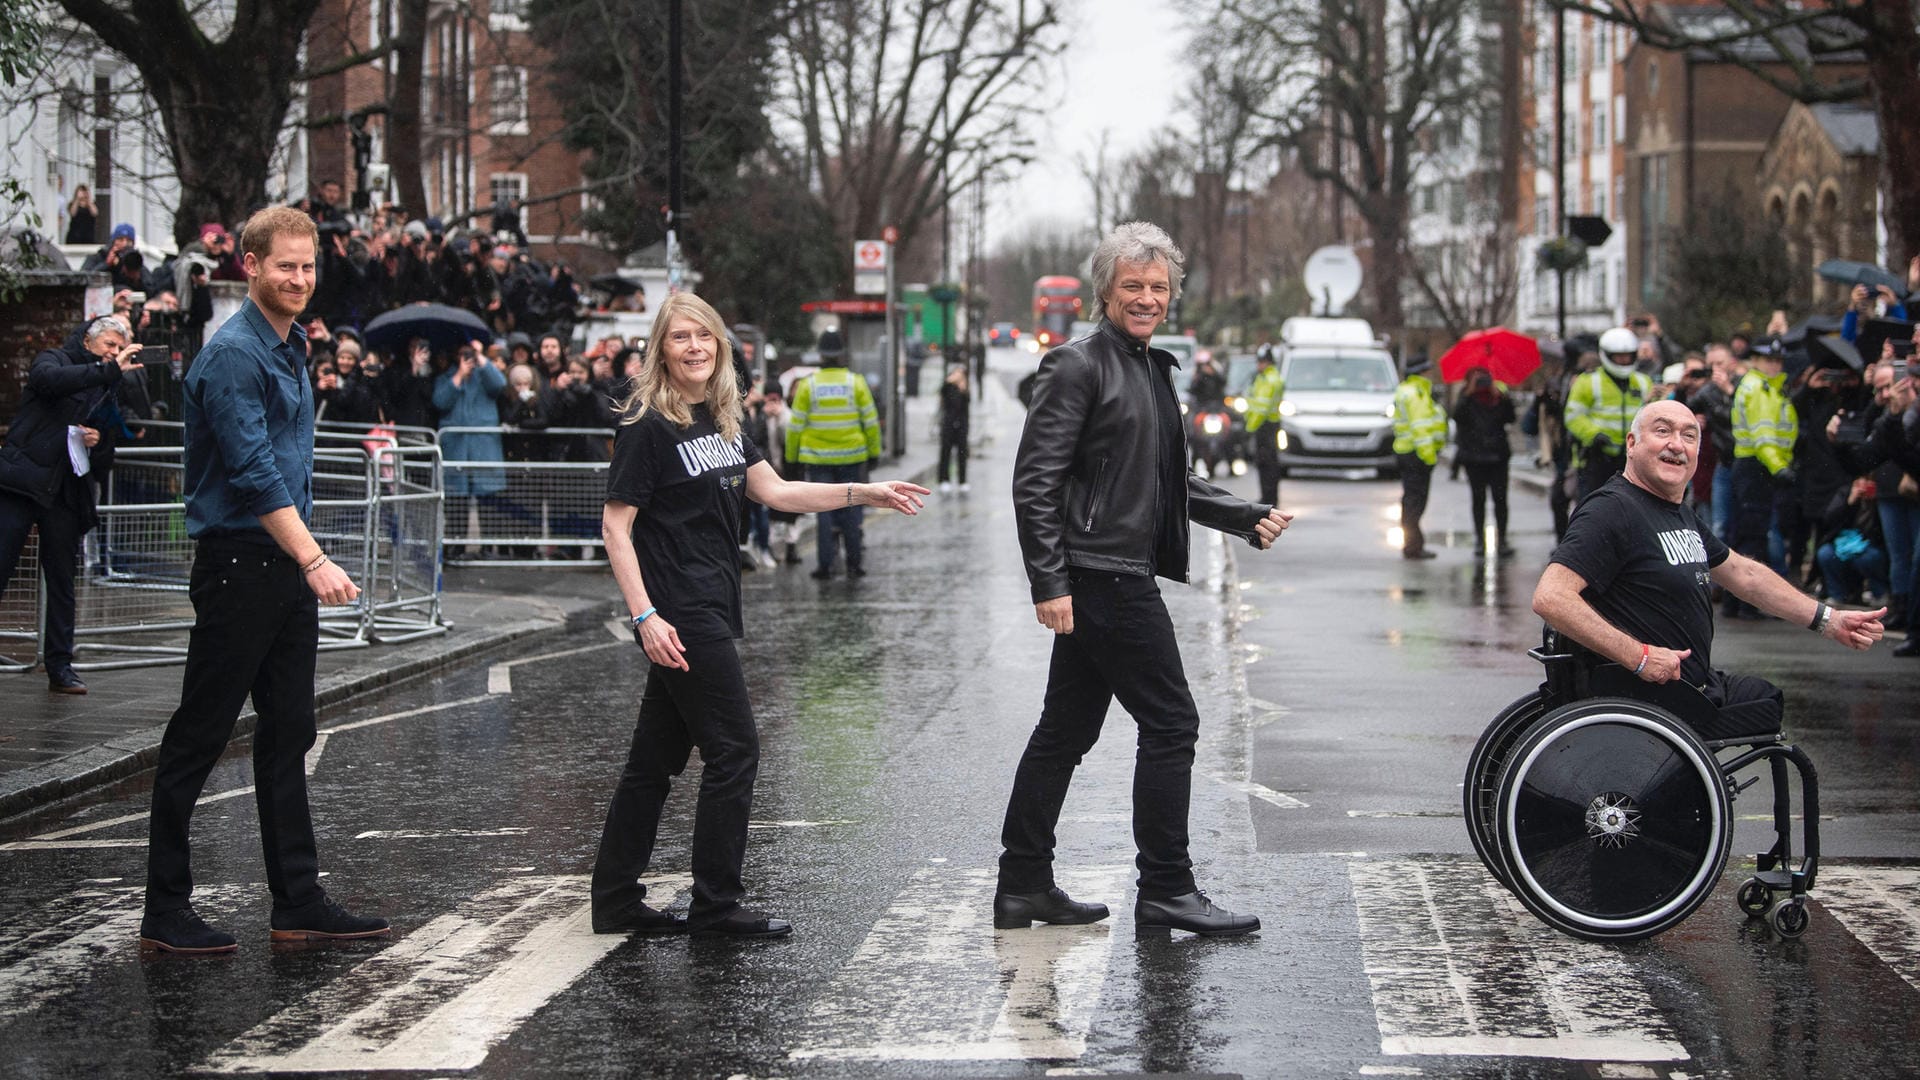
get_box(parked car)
[1272,317,1400,477]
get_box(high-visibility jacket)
[1391,374,1446,465]
[1731,369,1797,474]
[786,366,882,466]
[1244,365,1285,433]
[1564,368,1651,465]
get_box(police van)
[1272,317,1401,477]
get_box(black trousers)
[1700,669,1784,741]
[592,636,760,923]
[998,570,1199,900]
[0,488,85,672]
[145,539,322,914]
[1731,458,1780,570]
[938,423,969,485]
[1253,425,1281,506]
[1398,453,1433,554]
[1462,460,1510,545]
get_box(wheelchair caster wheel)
[1737,878,1773,917]
[1767,897,1809,939]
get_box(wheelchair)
[1463,629,1820,942]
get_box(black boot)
[1134,891,1260,937]
[993,887,1110,929]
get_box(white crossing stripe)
[1350,856,1687,1062]
[1813,866,1920,995]
[1210,773,1309,809]
[0,883,252,1022]
[352,828,532,840]
[788,865,1128,1062]
[202,873,688,1074]
[487,664,512,694]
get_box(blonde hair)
[615,292,741,441]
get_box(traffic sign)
[882,225,899,244]
[854,239,889,272]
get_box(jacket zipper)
[1083,458,1108,531]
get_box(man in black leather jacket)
[0,316,148,693]
[995,221,1291,938]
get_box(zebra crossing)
[3,854,1918,1074]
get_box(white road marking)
[746,819,854,829]
[203,873,688,1074]
[0,883,252,1022]
[352,828,532,840]
[1,839,149,850]
[1211,773,1309,809]
[1813,866,1920,994]
[502,639,623,668]
[487,664,512,694]
[1345,810,1455,819]
[1350,856,1687,1062]
[788,865,1128,1063]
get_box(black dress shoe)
[47,669,87,695]
[139,906,238,954]
[689,908,792,938]
[809,568,833,580]
[1402,548,1438,560]
[994,887,1110,929]
[847,564,868,578]
[269,893,392,942]
[1894,638,1920,658]
[592,901,687,935]
[1134,891,1260,937]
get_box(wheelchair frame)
[1463,631,1821,941]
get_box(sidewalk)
[0,384,981,823]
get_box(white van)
[1273,317,1400,476]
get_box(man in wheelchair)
[1533,400,1886,729]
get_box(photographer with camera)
[1829,353,1920,649]
[0,316,150,694]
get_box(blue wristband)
[632,606,656,627]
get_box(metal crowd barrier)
[436,426,614,567]
[1,421,447,674]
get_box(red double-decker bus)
[1031,276,1082,349]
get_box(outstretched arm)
[743,460,927,515]
[1711,551,1885,649]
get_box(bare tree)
[1075,130,1130,240]
[1407,207,1519,339]
[1210,0,1490,337]
[776,0,1066,279]
[1556,0,1920,271]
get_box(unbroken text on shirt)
[676,432,747,478]
[1656,527,1708,567]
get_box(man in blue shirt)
[140,207,390,954]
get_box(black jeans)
[145,539,322,914]
[592,636,760,923]
[998,570,1199,900]
[1461,459,1510,546]
[938,423,969,485]
[0,488,84,673]
[1398,453,1433,554]
[1253,425,1281,506]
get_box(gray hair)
[83,315,128,345]
[1090,221,1185,304]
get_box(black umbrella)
[362,303,493,355]
[1855,317,1916,364]
[1781,313,1844,347]
[1816,258,1905,295]
[589,273,644,298]
[1807,333,1864,373]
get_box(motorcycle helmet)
[1597,327,1640,377]
[1256,343,1275,364]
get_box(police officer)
[1566,327,1653,501]
[1726,339,1798,618]
[1245,343,1286,506]
[786,329,883,579]
[1392,354,1446,559]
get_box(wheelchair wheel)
[1495,698,1731,942]
[1736,878,1773,917]
[1463,691,1550,890]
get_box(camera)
[318,219,351,238]
[125,291,146,307]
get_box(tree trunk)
[1866,0,1920,271]
[388,0,429,221]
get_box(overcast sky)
[985,0,1191,246]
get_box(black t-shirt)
[605,403,763,642]
[1549,472,1729,684]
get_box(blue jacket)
[433,362,507,496]
[181,299,314,543]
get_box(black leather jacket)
[1014,319,1271,603]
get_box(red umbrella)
[1437,327,1541,385]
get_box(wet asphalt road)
[1,347,1918,1079]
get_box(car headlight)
[1382,403,1396,418]
[1202,416,1225,435]
[1276,429,1289,450]
[1229,396,1248,414]
[1180,401,1190,415]
[1279,400,1297,417]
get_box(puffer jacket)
[1014,319,1270,603]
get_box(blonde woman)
[592,292,926,939]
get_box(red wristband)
[1634,643,1649,675]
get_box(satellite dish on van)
[1303,245,1363,316]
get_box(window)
[1594,185,1606,220]
[1614,176,1625,221]
[1648,58,1659,96]
[1421,184,1438,214]
[489,0,528,31]
[1596,259,1609,306]
[489,66,528,134]
[1593,108,1607,151]
[1639,154,1669,304]
[1448,181,1467,226]
[1595,22,1610,65]
[490,172,528,210]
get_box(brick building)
[1754,103,1881,313]
[305,0,599,265]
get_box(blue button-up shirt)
[182,297,315,543]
